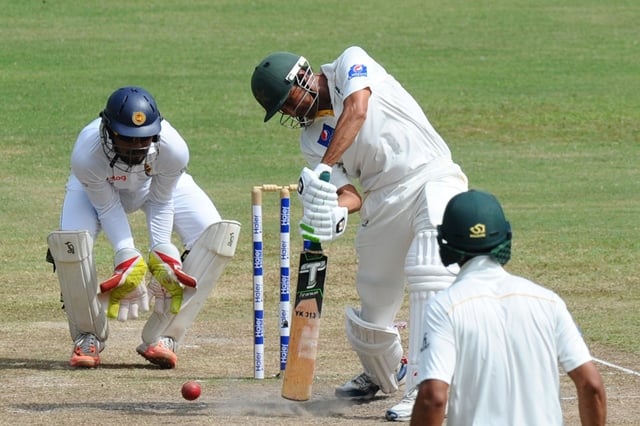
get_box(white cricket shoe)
[335,372,380,400]
[335,358,408,400]
[385,387,417,422]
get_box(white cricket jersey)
[419,256,593,425]
[319,46,453,192]
[67,117,188,250]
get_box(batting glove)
[300,205,348,242]
[297,164,338,210]
[99,248,150,321]
[148,243,197,314]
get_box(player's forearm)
[577,390,606,426]
[337,184,361,213]
[321,91,368,166]
[320,127,358,166]
[410,381,448,426]
[569,362,607,426]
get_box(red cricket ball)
[181,380,201,401]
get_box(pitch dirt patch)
[1,321,637,425]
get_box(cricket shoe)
[70,333,103,368]
[136,336,177,369]
[335,358,408,400]
[385,387,418,422]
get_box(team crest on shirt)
[317,124,335,148]
[348,64,367,80]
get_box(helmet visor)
[112,133,154,166]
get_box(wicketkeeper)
[47,86,240,369]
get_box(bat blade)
[281,244,327,401]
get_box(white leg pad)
[405,230,456,390]
[47,230,108,342]
[142,220,241,346]
[345,306,403,394]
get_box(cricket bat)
[281,240,327,401]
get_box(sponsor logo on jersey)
[316,124,334,148]
[108,175,127,183]
[348,64,367,80]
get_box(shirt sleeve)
[335,46,386,99]
[145,121,189,247]
[418,297,457,385]
[71,142,135,251]
[555,297,593,372]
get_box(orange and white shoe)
[70,333,103,368]
[136,337,177,369]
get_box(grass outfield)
[1,1,638,424]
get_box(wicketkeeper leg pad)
[47,230,108,342]
[345,306,403,394]
[142,220,241,346]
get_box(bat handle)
[308,241,322,252]
[303,169,330,253]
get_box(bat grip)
[308,241,322,252]
[310,170,331,252]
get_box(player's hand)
[148,243,197,314]
[299,205,348,242]
[99,248,150,321]
[297,164,338,210]
[148,278,171,315]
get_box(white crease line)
[561,395,640,401]
[593,357,640,377]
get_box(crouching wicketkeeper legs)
[139,220,240,367]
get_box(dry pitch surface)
[1,314,637,425]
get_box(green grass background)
[1,0,638,355]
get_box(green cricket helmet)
[437,190,512,266]
[251,52,310,122]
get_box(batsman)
[251,47,469,421]
[47,86,240,369]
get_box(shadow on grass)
[11,401,210,417]
[0,357,160,371]
[11,396,390,420]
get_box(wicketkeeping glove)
[148,278,171,315]
[299,205,349,242]
[297,164,338,210]
[99,248,150,321]
[148,243,197,314]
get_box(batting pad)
[142,220,241,346]
[405,229,456,390]
[47,230,108,342]
[345,306,403,394]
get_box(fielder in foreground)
[251,46,468,420]
[47,86,240,369]
[410,190,606,425]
